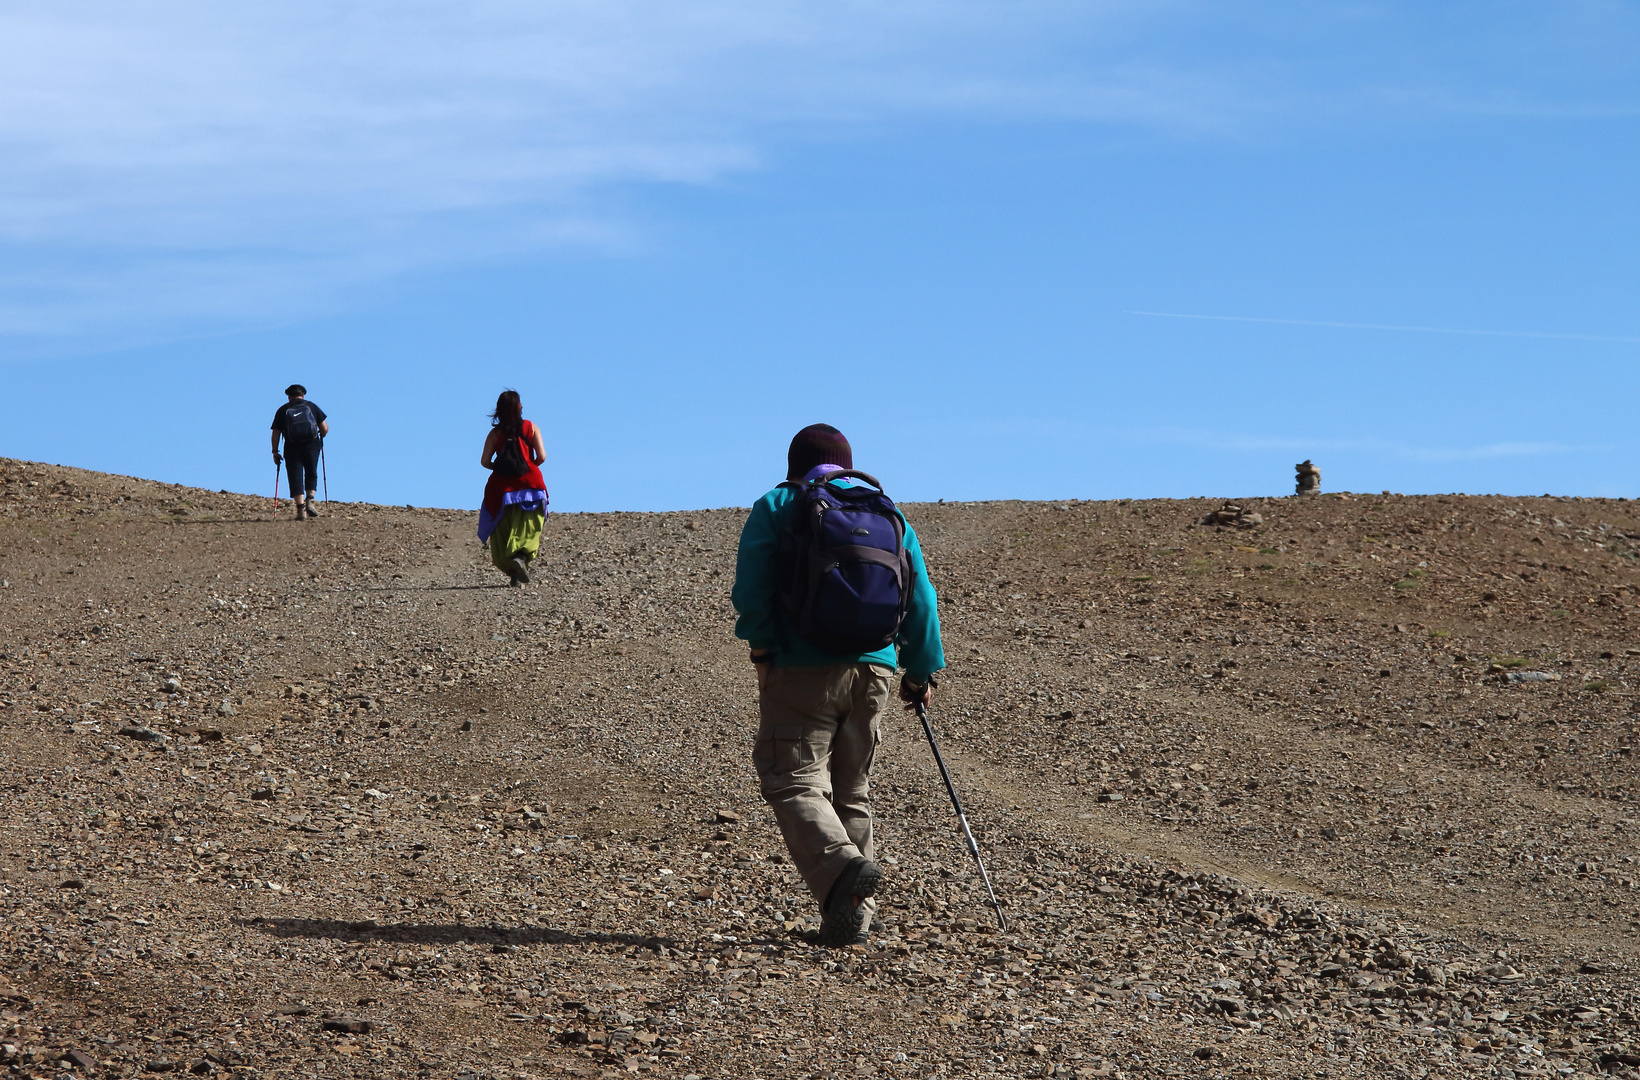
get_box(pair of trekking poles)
[916,698,1009,931]
[271,441,327,511]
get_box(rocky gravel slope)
[1,457,1637,1079]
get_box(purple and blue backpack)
[776,470,912,654]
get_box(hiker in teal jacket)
[731,424,946,946]
[732,488,945,683]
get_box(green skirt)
[489,507,544,572]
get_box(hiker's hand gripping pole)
[916,700,1008,932]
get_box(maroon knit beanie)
[786,424,853,480]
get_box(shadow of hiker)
[244,916,673,952]
[355,583,514,592]
[159,517,299,526]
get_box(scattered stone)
[1506,670,1562,683]
[321,1018,372,1034]
[714,809,741,824]
[118,726,167,742]
[1199,504,1264,529]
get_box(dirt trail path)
[1,460,1637,1080]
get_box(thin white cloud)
[0,1,1634,350]
[1127,426,1596,463]
[1129,310,1640,345]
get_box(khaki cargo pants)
[753,662,894,925]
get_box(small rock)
[1199,504,1265,530]
[714,809,741,824]
[1506,670,1561,684]
[217,701,237,717]
[118,726,167,743]
[459,719,472,732]
[250,789,275,801]
[62,1049,97,1069]
[146,1060,177,1073]
[1193,1047,1216,1060]
[1579,961,1606,975]
[1415,963,1448,986]
[58,878,85,890]
[321,1018,372,1034]
[163,677,182,694]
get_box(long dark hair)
[490,389,523,442]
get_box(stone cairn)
[1295,460,1320,496]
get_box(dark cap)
[285,384,306,397]
[787,424,852,481]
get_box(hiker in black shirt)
[271,384,329,520]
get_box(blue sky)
[1,2,1636,510]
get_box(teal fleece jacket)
[731,484,946,681]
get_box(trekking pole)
[916,700,1007,931]
[321,440,328,504]
[272,461,281,513]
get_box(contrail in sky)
[1128,310,1640,344]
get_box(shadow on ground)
[244,916,673,951]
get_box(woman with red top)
[478,389,549,586]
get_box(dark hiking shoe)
[507,556,530,585]
[818,857,881,947]
[303,503,319,519]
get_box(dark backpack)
[492,424,530,478]
[776,470,912,654]
[283,401,319,442]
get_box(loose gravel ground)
[1,457,1637,1080]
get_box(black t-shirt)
[271,400,327,442]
